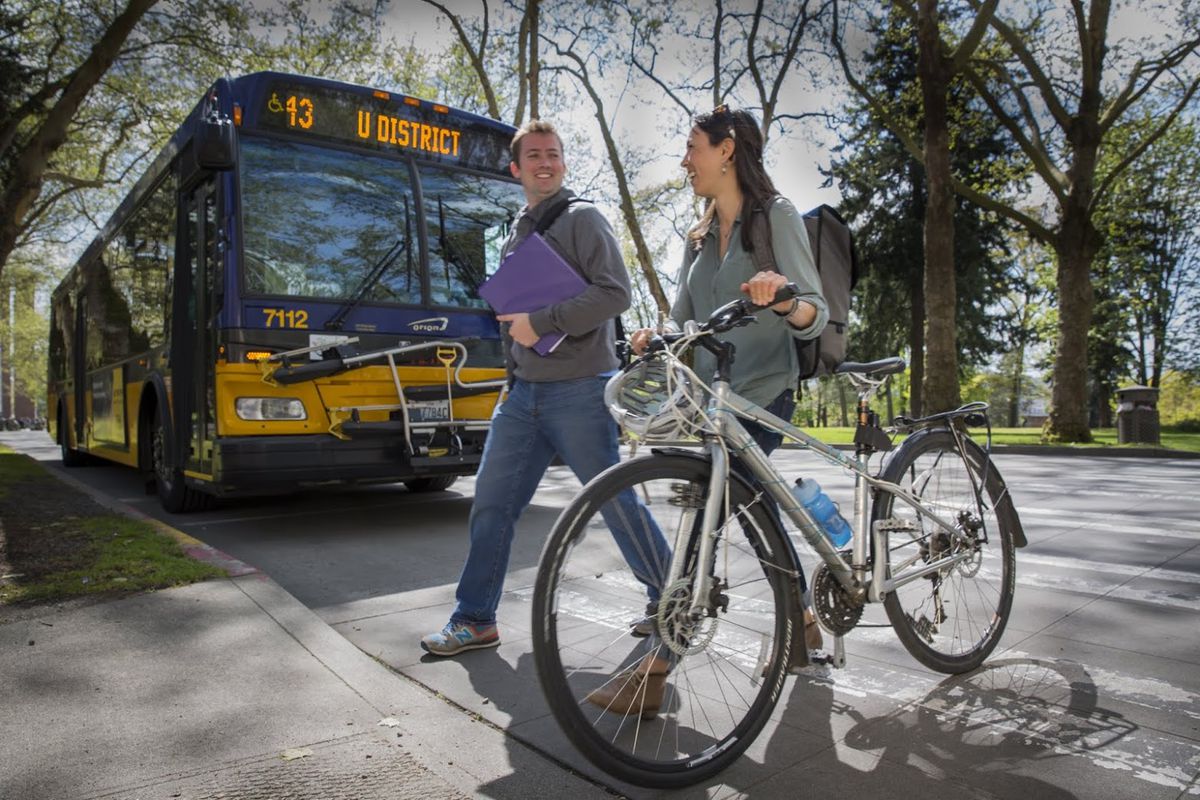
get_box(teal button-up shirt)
[671,197,828,407]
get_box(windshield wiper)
[325,238,406,331]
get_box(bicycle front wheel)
[532,452,796,789]
[874,429,1016,674]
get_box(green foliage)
[1158,370,1200,427]
[1093,114,1200,387]
[828,6,1025,374]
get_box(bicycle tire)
[532,452,796,789]
[874,429,1016,674]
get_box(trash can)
[1115,386,1160,445]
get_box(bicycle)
[530,286,1027,788]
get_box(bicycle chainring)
[811,561,864,636]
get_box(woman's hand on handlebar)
[741,271,795,313]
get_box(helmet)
[605,354,708,441]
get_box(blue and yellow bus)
[48,72,524,511]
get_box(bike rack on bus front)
[258,337,506,460]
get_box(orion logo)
[409,316,449,333]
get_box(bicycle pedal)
[797,649,838,670]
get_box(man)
[421,119,669,656]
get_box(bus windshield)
[239,136,525,308]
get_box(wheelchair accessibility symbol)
[267,93,284,113]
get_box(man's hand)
[498,312,540,347]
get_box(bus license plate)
[407,400,450,423]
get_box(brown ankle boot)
[585,654,670,720]
[804,608,824,650]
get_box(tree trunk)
[908,265,926,418]
[836,380,848,427]
[0,0,158,279]
[916,0,960,414]
[528,0,540,120]
[1008,345,1024,427]
[1047,218,1098,442]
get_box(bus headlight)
[236,397,307,421]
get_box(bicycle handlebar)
[644,282,801,354]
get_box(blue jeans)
[451,376,671,626]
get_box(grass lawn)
[792,426,1200,452]
[0,446,225,608]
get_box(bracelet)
[771,298,800,317]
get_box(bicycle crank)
[811,561,864,636]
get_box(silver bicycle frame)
[677,376,978,614]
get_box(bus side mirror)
[197,110,235,171]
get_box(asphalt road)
[5,429,1200,798]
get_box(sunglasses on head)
[710,104,736,139]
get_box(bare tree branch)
[420,0,501,120]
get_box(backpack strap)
[534,196,589,236]
[746,195,781,273]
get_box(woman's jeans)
[451,376,671,626]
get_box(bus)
[47,72,526,512]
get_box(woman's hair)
[685,106,778,252]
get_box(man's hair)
[510,119,563,163]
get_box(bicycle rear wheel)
[532,452,796,789]
[874,429,1016,674]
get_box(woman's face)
[681,126,731,199]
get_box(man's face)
[511,131,566,205]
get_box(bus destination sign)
[254,80,510,175]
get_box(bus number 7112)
[263,308,309,328]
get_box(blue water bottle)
[793,478,852,548]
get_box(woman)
[588,106,829,716]
[632,105,828,439]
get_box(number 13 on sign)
[286,95,313,129]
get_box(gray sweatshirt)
[501,188,630,382]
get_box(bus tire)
[403,475,457,493]
[59,407,89,467]
[152,404,209,513]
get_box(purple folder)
[478,232,587,356]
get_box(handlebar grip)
[749,282,800,311]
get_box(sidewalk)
[0,552,610,799]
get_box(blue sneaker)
[420,621,500,656]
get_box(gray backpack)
[747,200,859,380]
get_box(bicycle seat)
[834,357,906,377]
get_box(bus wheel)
[404,475,457,493]
[59,408,88,467]
[151,405,207,513]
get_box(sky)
[379,2,844,222]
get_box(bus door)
[73,294,87,447]
[172,178,219,479]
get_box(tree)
[954,1,1198,440]
[835,1,1200,440]
[1095,116,1200,390]
[0,0,159,283]
[828,4,1019,416]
